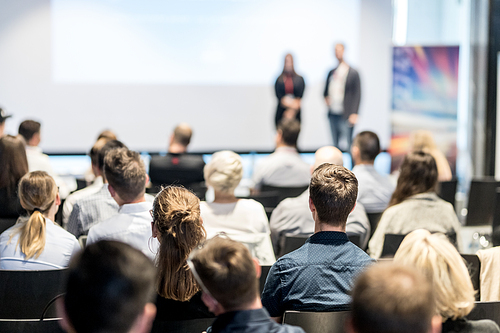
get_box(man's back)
[352,164,395,213]
[149,153,205,187]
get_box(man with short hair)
[347,263,441,333]
[262,164,373,321]
[270,146,370,254]
[252,119,310,191]
[351,131,395,213]
[0,108,12,137]
[189,237,305,333]
[149,123,205,190]
[87,148,157,259]
[57,240,157,333]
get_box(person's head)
[394,229,475,321]
[10,171,60,260]
[189,237,261,315]
[0,135,29,192]
[97,140,126,180]
[389,151,438,207]
[104,148,147,205]
[151,186,205,301]
[97,129,117,141]
[309,163,358,228]
[204,150,243,195]
[348,263,440,333]
[410,130,437,152]
[59,240,157,333]
[89,137,111,176]
[335,43,345,62]
[0,107,12,137]
[18,120,41,146]
[276,118,301,148]
[351,131,380,164]
[281,53,296,76]
[313,146,344,173]
[170,123,193,150]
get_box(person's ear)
[201,292,223,315]
[350,202,356,214]
[253,258,261,278]
[429,315,442,333]
[56,297,75,333]
[151,221,159,238]
[308,197,316,213]
[108,184,117,198]
[55,192,61,206]
[144,174,150,188]
[129,303,157,333]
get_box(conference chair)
[151,317,215,333]
[0,217,17,235]
[259,265,272,294]
[260,185,309,205]
[246,191,280,209]
[0,318,65,333]
[467,301,500,327]
[461,254,481,301]
[0,269,67,319]
[366,213,382,238]
[283,310,350,333]
[466,179,500,226]
[380,232,457,258]
[437,179,458,208]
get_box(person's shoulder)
[466,319,500,333]
[238,198,265,210]
[47,220,78,241]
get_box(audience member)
[87,148,156,259]
[57,240,157,333]
[151,186,214,321]
[368,151,461,259]
[201,150,275,265]
[410,130,453,182]
[189,236,305,333]
[262,164,374,320]
[394,230,500,333]
[66,140,126,238]
[83,130,118,183]
[97,129,117,141]
[0,171,80,269]
[351,131,395,213]
[270,146,370,254]
[0,107,12,137]
[347,263,441,333]
[149,123,205,190]
[0,135,28,218]
[252,119,310,191]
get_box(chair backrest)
[467,301,500,327]
[259,265,272,294]
[380,234,407,258]
[467,179,500,226]
[366,213,382,238]
[0,217,17,235]
[279,234,311,258]
[78,235,87,248]
[246,191,280,209]
[151,317,215,333]
[438,179,458,208]
[283,311,351,333]
[260,185,309,204]
[461,254,481,301]
[0,318,65,333]
[347,235,361,249]
[0,269,67,319]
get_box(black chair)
[151,317,215,333]
[0,318,65,333]
[259,265,272,294]
[283,311,351,333]
[381,232,458,258]
[366,213,382,237]
[260,185,308,204]
[0,269,67,319]
[461,254,481,301]
[279,234,311,258]
[467,301,500,327]
[0,217,17,235]
[466,179,500,226]
[438,179,458,208]
[246,191,280,209]
[347,235,361,249]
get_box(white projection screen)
[0,0,368,153]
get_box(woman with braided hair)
[151,185,214,321]
[0,171,80,269]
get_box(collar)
[407,192,439,201]
[275,146,298,154]
[211,308,270,332]
[25,145,43,153]
[118,201,151,214]
[352,164,375,171]
[308,231,349,244]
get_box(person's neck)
[120,195,146,207]
[276,143,296,150]
[223,297,262,315]
[314,221,345,233]
[354,160,374,166]
[169,143,187,154]
[213,192,238,203]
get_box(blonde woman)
[201,150,276,265]
[394,230,500,333]
[0,171,80,270]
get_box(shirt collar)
[275,146,298,154]
[26,145,43,153]
[211,308,271,332]
[307,231,349,244]
[118,201,151,214]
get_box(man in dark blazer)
[324,43,361,151]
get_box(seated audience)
[0,171,80,269]
[201,150,275,265]
[351,131,395,213]
[57,240,157,333]
[151,186,214,321]
[252,119,310,191]
[149,123,205,190]
[368,151,461,259]
[348,263,441,333]
[189,236,305,333]
[0,135,28,218]
[67,140,126,238]
[394,230,500,333]
[0,108,11,137]
[410,129,452,182]
[262,164,374,320]
[270,146,370,254]
[87,148,157,259]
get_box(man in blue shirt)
[262,163,374,321]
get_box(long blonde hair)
[9,171,58,259]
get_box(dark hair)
[64,240,156,333]
[352,131,380,162]
[190,237,258,311]
[278,53,297,80]
[309,163,358,227]
[97,140,126,171]
[277,118,301,147]
[18,120,41,142]
[104,148,147,202]
[0,135,29,195]
[89,138,111,167]
[152,186,205,301]
[389,151,438,207]
[173,124,192,147]
[351,263,435,333]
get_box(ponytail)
[17,210,47,259]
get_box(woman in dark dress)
[151,186,214,322]
[274,53,305,127]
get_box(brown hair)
[389,151,438,207]
[152,186,205,301]
[277,118,301,147]
[352,131,380,162]
[0,135,29,195]
[190,237,258,311]
[18,120,41,142]
[97,130,117,141]
[104,148,146,202]
[89,137,112,167]
[173,123,193,147]
[309,163,358,227]
[9,171,58,259]
[278,53,298,80]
